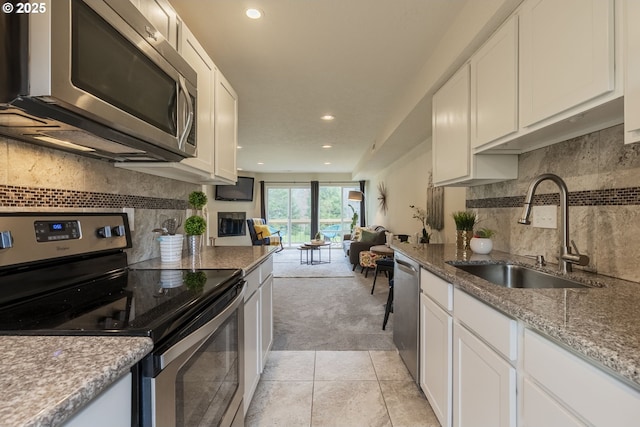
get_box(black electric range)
[0,212,243,344]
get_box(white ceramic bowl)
[470,237,493,254]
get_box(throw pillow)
[352,226,365,242]
[254,224,271,238]
[360,229,377,243]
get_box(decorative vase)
[158,234,183,263]
[456,230,473,250]
[470,237,493,254]
[187,234,202,256]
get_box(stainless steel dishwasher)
[393,252,420,382]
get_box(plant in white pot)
[185,191,207,255]
[470,227,495,254]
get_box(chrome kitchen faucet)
[518,173,589,274]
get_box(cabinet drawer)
[245,267,260,297]
[454,289,517,361]
[259,255,274,284]
[420,268,453,311]
[524,329,640,427]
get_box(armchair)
[247,218,284,252]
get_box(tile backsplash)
[0,136,199,263]
[468,124,640,283]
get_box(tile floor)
[245,350,441,427]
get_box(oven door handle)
[158,282,245,369]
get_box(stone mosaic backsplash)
[467,124,640,283]
[0,184,187,210]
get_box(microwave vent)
[40,130,146,154]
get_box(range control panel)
[0,213,132,268]
[35,220,82,242]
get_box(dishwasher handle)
[396,258,419,275]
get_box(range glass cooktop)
[0,268,242,342]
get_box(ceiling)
[171,0,468,177]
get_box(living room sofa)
[342,225,388,271]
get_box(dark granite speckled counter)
[392,243,640,389]
[129,245,277,273]
[0,336,153,427]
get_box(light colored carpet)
[272,248,354,278]
[272,250,394,351]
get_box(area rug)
[272,274,394,351]
[272,248,354,278]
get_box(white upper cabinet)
[624,0,640,144]
[214,71,239,183]
[433,59,518,186]
[433,64,471,184]
[135,0,179,49]
[519,0,615,127]
[470,15,519,149]
[179,24,216,175]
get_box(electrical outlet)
[532,205,557,229]
[122,207,135,231]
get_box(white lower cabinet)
[522,329,640,427]
[62,373,131,427]
[243,288,260,409]
[243,255,274,413]
[260,274,273,369]
[420,293,452,427]
[453,322,516,427]
[419,268,453,427]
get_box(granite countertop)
[392,243,640,389]
[0,336,153,427]
[129,245,277,273]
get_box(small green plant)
[188,191,208,210]
[474,228,495,239]
[452,211,477,231]
[184,215,206,235]
[348,205,359,233]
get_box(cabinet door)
[62,374,131,427]
[138,0,179,49]
[420,293,452,427]
[624,0,640,144]
[243,290,261,412]
[179,24,216,175]
[519,0,614,127]
[453,323,516,427]
[214,71,238,183]
[470,16,518,149]
[260,274,273,369]
[522,378,586,427]
[433,64,470,184]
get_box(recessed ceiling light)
[237,167,243,171]
[237,145,243,149]
[324,162,331,165]
[322,144,332,149]
[257,162,264,165]
[245,8,262,19]
[321,115,335,121]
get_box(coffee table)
[298,241,331,265]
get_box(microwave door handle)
[178,75,194,150]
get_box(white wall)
[367,139,465,243]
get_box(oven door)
[142,283,245,427]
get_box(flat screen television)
[215,176,255,201]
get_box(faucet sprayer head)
[518,202,533,225]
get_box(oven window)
[175,311,239,426]
[71,1,177,135]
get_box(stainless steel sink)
[448,263,589,289]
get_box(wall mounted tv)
[215,176,255,201]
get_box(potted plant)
[348,205,359,233]
[470,227,495,254]
[452,211,477,250]
[185,191,208,255]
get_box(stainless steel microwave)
[0,0,197,161]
